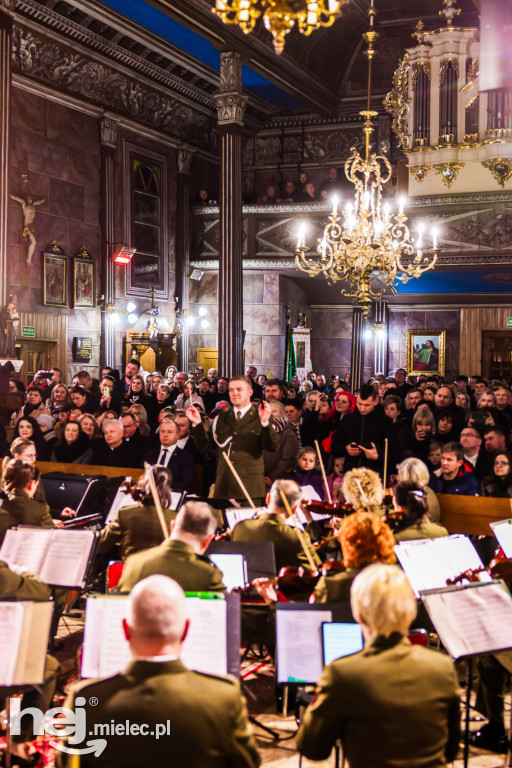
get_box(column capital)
[177,146,194,174]
[215,51,247,127]
[100,114,118,148]
[0,0,15,13]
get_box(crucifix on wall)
[11,191,46,266]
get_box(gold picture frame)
[43,253,67,307]
[407,329,446,376]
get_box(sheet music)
[226,507,260,530]
[0,529,49,575]
[300,485,322,502]
[276,609,332,684]
[490,518,512,558]
[421,582,512,659]
[14,602,53,685]
[82,595,229,678]
[0,603,24,685]
[105,485,137,524]
[210,554,247,591]
[395,534,490,597]
[181,598,227,676]
[40,530,96,587]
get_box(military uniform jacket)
[0,490,55,544]
[57,659,260,768]
[191,406,279,500]
[117,538,226,593]
[297,634,460,768]
[99,501,176,560]
[232,513,320,571]
[394,519,449,543]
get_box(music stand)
[421,580,512,768]
[208,541,277,583]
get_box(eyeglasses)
[495,461,509,467]
[460,432,478,438]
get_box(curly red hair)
[338,511,396,569]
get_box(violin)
[382,509,410,534]
[313,534,339,551]
[300,499,354,519]
[120,478,146,503]
[446,558,512,587]
[242,565,321,601]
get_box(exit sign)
[507,318,512,328]
[22,326,36,337]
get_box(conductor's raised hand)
[258,400,272,426]
[185,404,202,426]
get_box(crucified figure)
[11,193,46,265]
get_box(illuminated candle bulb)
[417,222,424,249]
[383,203,390,218]
[320,238,327,257]
[399,197,405,216]
[297,224,306,248]
[392,239,398,250]
[432,227,438,249]
[332,195,338,215]
[328,0,338,11]
[374,221,383,239]
[363,191,370,210]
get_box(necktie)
[160,448,168,466]
[236,411,241,421]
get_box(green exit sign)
[22,326,36,337]
[507,318,512,329]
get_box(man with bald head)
[118,501,226,593]
[58,575,260,768]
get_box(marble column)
[372,300,389,376]
[176,146,194,372]
[99,115,118,368]
[215,52,247,378]
[350,307,365,393]
[0,2,13,306]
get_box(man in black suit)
[142,418,194,492]
[121,412,149,466]
[93,419,137,468]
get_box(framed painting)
[43,253,67,307]
[292,327,312,381]
[73,257,95,308]
[407,330,446,376]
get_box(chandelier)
[294,1,439,315]
[213,0,344,54]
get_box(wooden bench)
[437,493,512,536]
[36,461,144,481]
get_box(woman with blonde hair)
[128,404,150,437]
[397,457,440,522]
[342,467,384,514]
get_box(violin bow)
[382,438,388,487]
[279,488,318,571]
[354,477,371,514]
[144,462,171,538]
[314,439,333,505]
[221,452,256,510]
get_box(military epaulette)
[193,669,237,685]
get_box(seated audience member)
[118,501,225,593]
[155,384,175,418]
[196,377,218,414]
[12,416,48,460]
[455,391,471,420]
[392,481,448,542]
[142,418,194,493]
[428,440,443,469]
[429,441,480,495]
[263,401,300,488]
[401,406,435,465]
[257,184,278,204]
[459,426,492,481]
[124,374,155,420]
[2,438,46,503]
[342,467,385,515]
[69,385,93,415]
[396,457,440,523]
[120,412,149,466]
[264,378,286,403]
[99,466,176,559]
[36,413,58,457]
[11,386,51,425]
[0,460,58,542]
[97,376,122,415]
[92,418,136,468]
[318,166,344,198]
[59,575,259,768]
[480,450,512,498]
[78,413,102,441]
[436,409,458,444]
[470,390,508,433]
[71,370,101,410]
[325,456,345,502]
[314,511,396,603]
[51,421,93,464]
[483,426,508,456]
[129,404,151,437]
[296,182,318,202]
[281,180,298,202]
[284,446,324,499]
[47,383,71,420]
[297,564,460,767]
[174,381,204,411]
[231,479,320,571]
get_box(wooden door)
[481,331,512,379]
[17,341,55,384]
[197,348,218,372]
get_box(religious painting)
[43,253,67,307]
[73,257,95,308]
[291,327,312,381]
[407,330,446,376]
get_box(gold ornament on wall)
[383,53,410,151]
[481,159,512,188]
[409,165,431,183]
[433,162,464,188]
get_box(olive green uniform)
[297,634,460,767]
[57,659,260,768]
[191,406,279,503]
[0,490,55,544]
[117,538,226,593]
[231,513,320,571]
[99,501,176,559]
[394,519,449,543]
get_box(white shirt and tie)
[234,403,252,422]
[157,444,177,467]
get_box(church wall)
[460,306,512,375]
[9,86,101,381]
[387,309,461,379]
[308,308,353,381]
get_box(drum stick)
[314,439,332,505]
[222,452,256,510]
[144,462,171,538]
